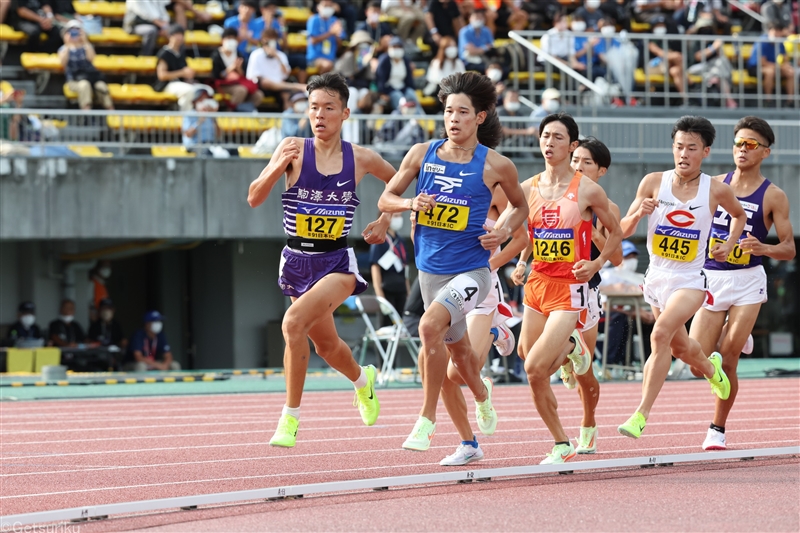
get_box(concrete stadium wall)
[2,157,799,240]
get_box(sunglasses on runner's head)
[733,137,765,150]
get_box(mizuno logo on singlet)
[433,175,463,192]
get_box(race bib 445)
[652,225,700,262]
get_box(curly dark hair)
[438,71,503,149]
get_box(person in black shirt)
[13,0,62,52]
[48,299,86,347]
[155,24,214,110]
[87,298,127,349]
[355,1,394,54]
[423,0,464,52]
[368,213,409,326]
[4,301,44,347]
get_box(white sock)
[352,367,367,389]
[282,405,300,420]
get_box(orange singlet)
[523,171,592,322]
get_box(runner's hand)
[511,262,526,286]
[362,216,389,245]
[411,192,437,212]
[277,141,300,167]
[572,259,599,282]
[479,224,510,251]
[710,240,735,262]
[738,232,766,256]
[637,198,658,219]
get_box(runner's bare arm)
[489,223,528,271]
[247,137,300,208]
[499,179,532,286]
[593,201,623,266]
[358,146,399,244]
[479,153,529,251]
[378,143,430,213]
[620,173,660,238]
[709,180,748,262]
[574,180,623,282]
[740,186,796,260]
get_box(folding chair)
[354,295,420,386]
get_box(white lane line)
[2,416,797,461]
[2,439,797,501]
[2,427,797,478]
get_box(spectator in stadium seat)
[596,17,639,106]
[376,35,419,112]
[458,8,495,72]
[88,259,112,321]
[528,86,560,133]
[171,0,212,29]
[647,15,688,105]
[48,299,86,348]
[572,13,607,80]
[674,0,731,34]
[762,0,795,34]
[182,88,220,153]
[211,27,264,112]
[4,301,44,348]
[423,35,465,100]
[223,0,261,58]
[155,24,215,111]
[281,92,312,138]
[497,88,536,148]
[246,28,306,110]
[374,96,426,159]
[126,310,180,371]
[573,0,605,30]
[123,0,170,57]
[382,0,426,42]
[58,20,114,112]
[356,1,394,54]
[538,11,575,66]
[423,0,464,52]
[14,0,62,52]
[748,24,796,107]
[87,298,127,351]
[306,0,346,75]
[633,0,678,27]
[255,0,285,49]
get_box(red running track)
[1,378,798,532]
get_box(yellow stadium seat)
[68,145,113,157]
[238,146,272,158]
[281,6,311,24]
[1,80,15,96]
[630,20,651,33]
[217,117,277,134]
[33,347,61,372]
[732,69,758,87]
[305,66,319,76]
[0,23,28,43]
[6,348,35,373]
[72,1,126,18]
[413,68,425,79]
[723,43,753,61]
[416,36,431,54]
[379,14,399,24]
[185,30,220,47]
[416,91,437,109]
[287,32,307,51]
[187,56,213,76]
[508,71,560,83]
[152,146,195,157]
[191,4,225,21]
[107,114,182,131]
[21,52,63,72]
[89,26,142,46]
[110,84,177,103]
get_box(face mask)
[571,21,586,32]
[61,315,74,324]
[390,217,404,231]
[400,105,416,115]
[222,39,238,52]
[99,267,112,278]
[505,101,521,112]
[486,69,502,82]
[768,34,781,42]
[445,46,458,59]
[773,0,783,4]
[388,47,404,59]
[198,99,219,112]
[653,26,667,35]
[600,25,615,37]
[543,99,560,113]
[470,19,484,29]
[586,0,601,9]
[367,12,380,23]
[293,101,308,113]
[620,257,639,272]
[319,6,335,19]
[150,321,163,334]
[20,314,35,328]
[100,309,113,321]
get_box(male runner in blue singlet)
[378,71,529,451]
[248,73,397,448]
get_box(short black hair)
[438,71,502,149]
[261,27,279,40]
[734,116,774,147]
[539,112,579,145]
[367,0,381,9]
[222,27,238,39]
[576,136,611,169]
[259,0,277,8]
[307,72,350,108]
[671,115,715,147]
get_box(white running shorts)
[702,265,767,312]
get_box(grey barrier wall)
[2,157,799,240]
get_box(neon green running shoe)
[269,413,299,448]
[576,426,597,454]
[540,442,577,465]
[402,416,436,451]
[353,365,380,426]
[618,412,646,439]
[706,352,731,401]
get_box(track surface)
[1,378,798,531]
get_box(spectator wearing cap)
[48,299,86,348]
[223,0,262,58]
[126,311,179,371]
[211,27,264,112]
[155,24,215,111]
[356,1,394,54]
[306,0,346,75]
[13,0,63,52]
[376,35,419,112]
[458,8,495,72]
[281,92,312,138]
[123,0,170,57]
[58,20,113,112]
[4,301,44,348]
[182,89,220,153]
[88,299,127,354]
[246,28,306,110]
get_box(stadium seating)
[152,145,194,157]
[68,145,114,157]
[238,146,271,158]
[24,52,212,76]
[0,23,28,43]
[65,83,177,104]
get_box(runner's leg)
[575,323,600,428]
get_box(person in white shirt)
[246,28,307,110]
[123,0,170,56]
[423,35,465,99]
[539,12,574,65]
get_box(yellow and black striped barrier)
[1,374,228,388]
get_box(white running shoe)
[540,442,577,465]
[742,334,754,355]
[402,416,436,451]
[566,329,592,375]
[702,427,727,451]
[575,426,597,454]
[475,377,498,435]
[560,360,577,390]
[439,443,484,466]
[493,323,515,357]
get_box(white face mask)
[388,47,404,59]
[600,25,615,37]
[470,19,484,29]
[505,101,521,112]
[571,21,586,32]
[486,69,502,82]
[20,314,35,328]
[100,309,113,321]
[293,101,308,113]
[367,12,380,23]
[99,267,112,278]
[620,257,639,272]
[400,105,416,115]
[445,46,458,59]
[319,6,335,19]
[653,26,667,35]
[61,315,74,324]
[390,217,404,231]
[543,99,560,113]
[150,321,163,334]
[772,0,783,4]
[586,0,601,9]
[222,39,238,52]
